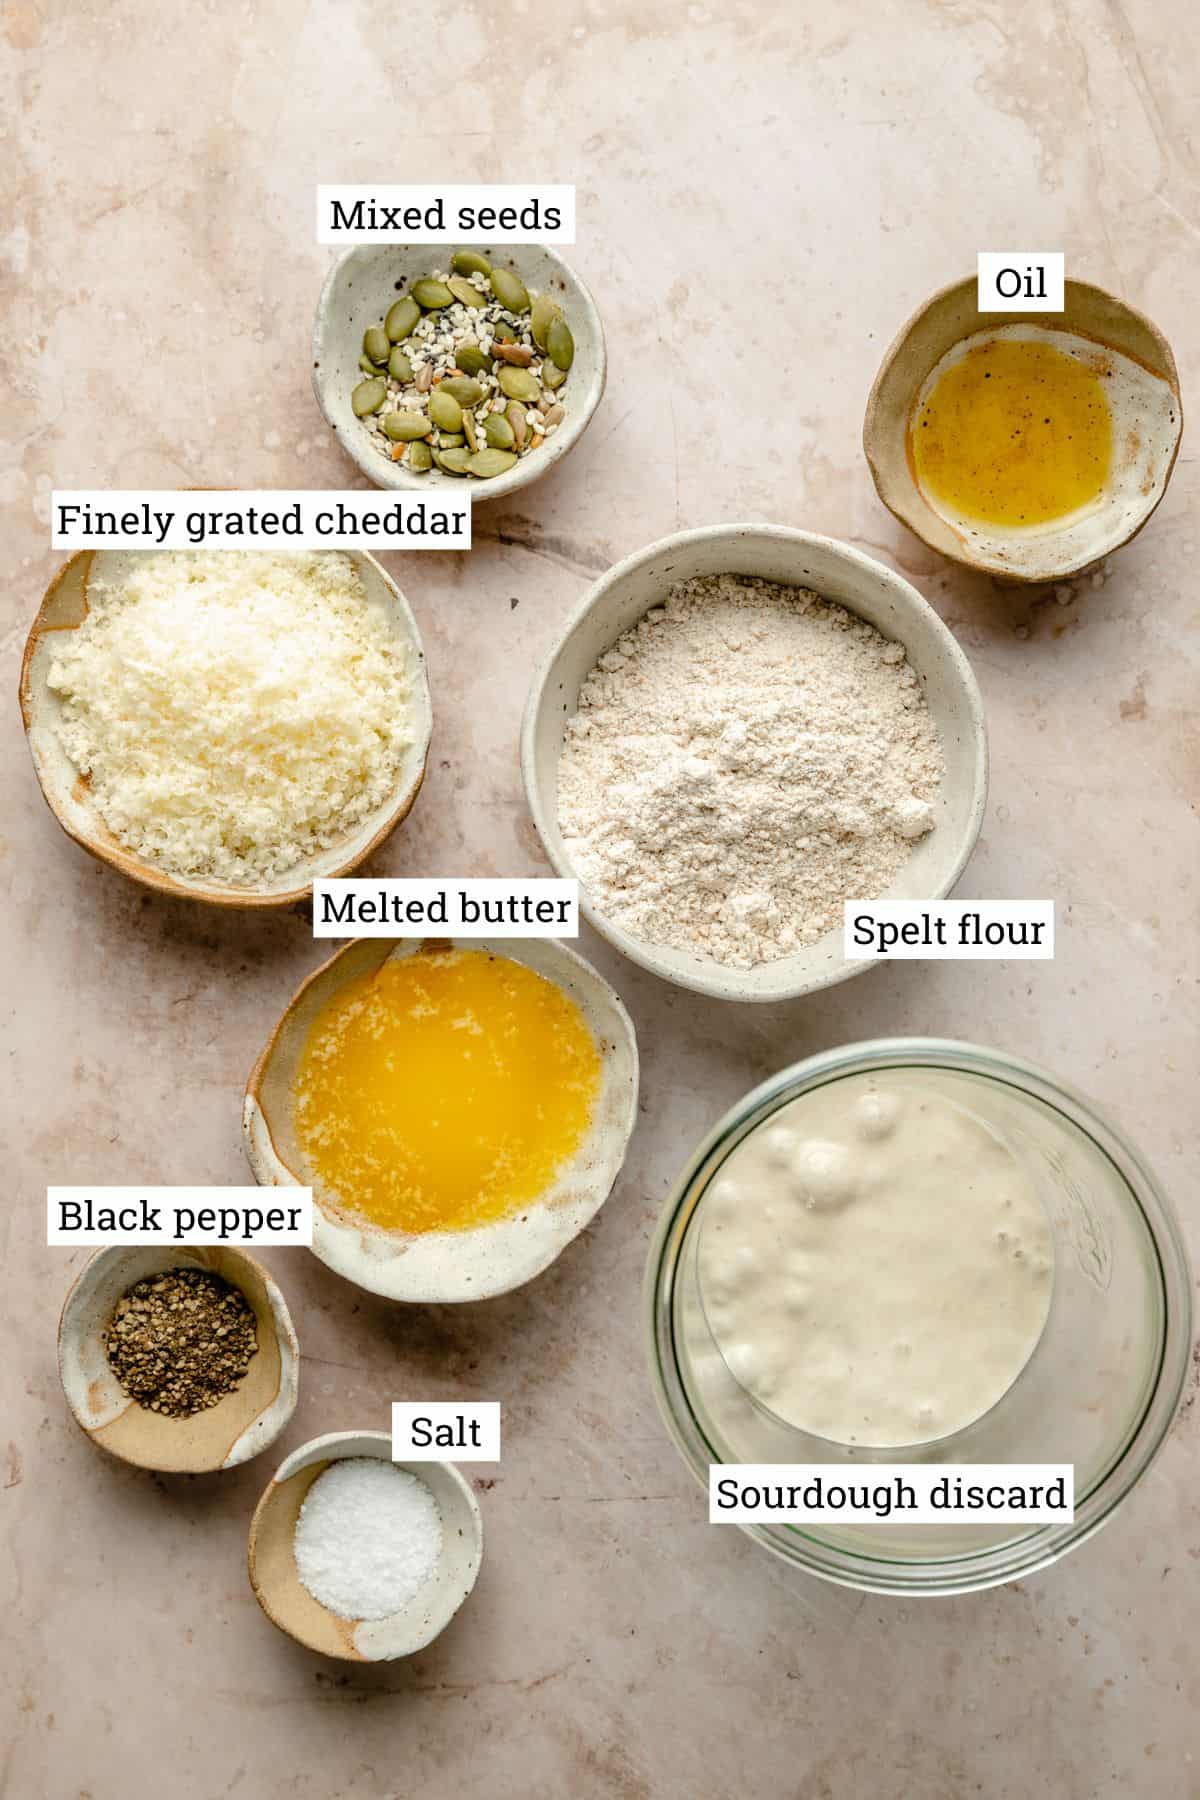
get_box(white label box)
[51,490,470,551]
[392,1402,501,1462]
[48,1187,313,1247]
[710,1464,1074,1525]
[844,900,1054,960]
[977,251,1065,312]
[318,185,575,244]
[314,878,579,938]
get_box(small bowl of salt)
[247,1430,483,1661]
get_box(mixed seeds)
[351,251,574,480]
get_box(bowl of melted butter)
[243,937,638,1302]
[864,277,1182,582]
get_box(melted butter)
[911,335,1112,527]
[293,947,602,1234]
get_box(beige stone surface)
[3,1,1197,1795]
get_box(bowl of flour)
[522,525,986,1001]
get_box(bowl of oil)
[864,276,1182,583]
[243,936,639,1302]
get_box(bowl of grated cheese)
[19,546,433,906]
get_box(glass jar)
[644,1038,1191,1595]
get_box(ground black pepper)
[103,1267,257,1418]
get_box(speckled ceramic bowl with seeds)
[248,1430,483,1662]
[58,1245,300,1474]
[312,244,606,500]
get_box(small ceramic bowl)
[248,1430,483,1661]
[243,936,639,1302]
[864,276,1183,583]
[19,546,432,907]
[521,524,987,1003]
[58,1245,299,1473]
[312,244,605,500]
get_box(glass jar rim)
[643,1036,1193,1596]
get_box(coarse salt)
[293,1458,443,1622]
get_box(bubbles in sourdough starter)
[762,1126,797,1169]
[790,1138,855,1210]
[696,1070,1055,1448]
[854,1089,902,1141]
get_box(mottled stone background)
[2,2,1196,1795]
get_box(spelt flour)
[556,573,944,969]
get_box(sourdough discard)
[557,574,943,969]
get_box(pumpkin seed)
[351,377,387,416]
[542,359,568,391]
[446,275,486,310]
[493,342,535,366]
[455,345,492,376]
[434,447,472,474]
[546,317,574,369]
[498,365,540,402]
[439,376,484,405]
[363,326,390,365]
[530,293,560,350]
[451,249,492,278]
[493,323,518,345]
[490,268,530,311]
[483,412,515,450]
[412,278,454,309]
[388,348,414,383]
[506,400,528,449]
[383,410,432,441]
[358,352,380,374]
[385,297,420,341]
[437,431,465,448]
[429,389,463,431]
[408,441,433,472]
[468,448,518,479]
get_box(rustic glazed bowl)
[864,276,1183,583]
[19,546,432,907]
[58,1245,299,1474]
[243,936,639,1302]
[521,524,987,1003]
[313,244,605,499]
[248,1430,483,1661]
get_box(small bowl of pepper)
[57,1246,300,1474]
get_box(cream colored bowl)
[521,524,987,1003]
[243,936,639,1302]
[248,1430,483,1661]
[864,276,1183,583]
[20,547,432,907]
[313,244,605,500]
[58,1245,299,1474]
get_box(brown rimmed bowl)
[864,276,1183,583]
[19,546,432,906]
[248,1430,483,1661]
[57,1245,300,1474]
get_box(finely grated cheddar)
[48,549,414,885]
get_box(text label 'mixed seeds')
[317,185,575,244]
